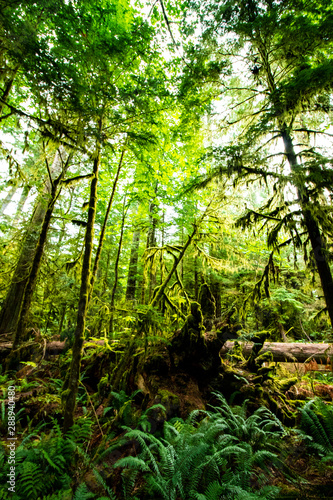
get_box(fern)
[72,483,95,500]
[114,392,283,499]
[299,398,333,454]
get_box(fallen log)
[1,339,332,365]
[220,341,333,364]
[0,339,110,356]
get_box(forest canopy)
[0,0,333,498]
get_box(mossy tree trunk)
[0,184,17,216]
[109,198,127,334]
[6,150,72,369]
[89,146,126,302]
[63,125,102,433]
[0,151,63,335]
[256,34,333,327]
[150,223,199,308]
[126,228,141,302]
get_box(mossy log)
[220,341,333,363]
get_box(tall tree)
[182,0,333,325]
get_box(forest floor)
[1,338,333,499]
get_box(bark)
[13,185,31,224]
[0,66,19,117]
[125,229,141,302]
[109,201,127,333]
[256,33,333,327]
[0,185,17,216]
[7,150,72,367]
[0,155,62,335]
[220,341,333,364]
[63,125,102,433]
[150,224,198,308]
[1,340,331,364]
[194,255,199,301]
[89,147,126,302]
[146,188,158,302]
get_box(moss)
[277,377,298,392]
[227,341,245,364]
[255,351,273,366]
[199,283,216,319]
[155,389,180,419]
[97,375,110,398]
[157,389,180,406]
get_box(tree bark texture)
[9,150,71,355]
[89,146,126,302]
[109,201,127,333]
[0,153,62,335]
[125,229,140,302]
[1,340,331,365]
[220,341,333,364]
[63,133,101,433]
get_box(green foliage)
[0,418,93,500]
[114,392,284,499]
[299,398,333,456]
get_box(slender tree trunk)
[89,146,126,302]
[6,151,72,368]
[180,225,184,281]
[0,185,17,216]
[125,229,140,302]
[194,255,199,301]
[63,125,102,433]
[0,155,61,334]
[150,224,198,308]
[13,185,31,224]
[147,198,158,301]
[109,200,127,333]
[0,66,19,117]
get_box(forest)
[0,0,333,498]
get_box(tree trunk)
[256,34,333,327]
[63,126,102,433]
[281,129,333,327]
[150,224,198,308]
[1,340,331,365]
[89,146,126,302]
[6,150,72,367]
[109,200,127,334]
[194,255,199,301]
[0,185,17,216]
[0,154,62,335]
[147,189,158,301]
[220,341,333,364]
[125,229,140,302]
[13,185,31,224]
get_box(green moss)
[97,375,110,398]
[276,377,297,392]
[157,389,180,406]
[255,351,273,366]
